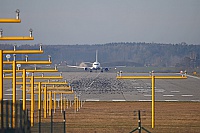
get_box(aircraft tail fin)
[96,50,98,62]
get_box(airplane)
[67,50,112,72]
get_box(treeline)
[0,42,200,68]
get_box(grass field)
[36,101,200,133]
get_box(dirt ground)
[37,101,200,133]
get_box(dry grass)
[34,101,200,133]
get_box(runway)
[63,72,200,102]
[3,72,200,102]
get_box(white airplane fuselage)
[92,61,101,70]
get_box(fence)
[30,109,66,133]
[0,100,70,133]
[0,100,30,133]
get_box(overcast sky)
[1,0,200,45]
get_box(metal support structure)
[27,91,73,94]
[61,93,63,113]
[63,111,66,133]
[38,82,41,124]
[67,98,68,109]
[51,109,53,133]
[38,82,41,110]
[79,99,81,110]
[3,60,52,65]
[4,63,58,73]
[74,96,76,113]
[0,19,21,23]
[16,81,68,85]
[129,110,151,133]
[151,76,155,128]
[0,38,44,103]
[4,69,58,73]
[2,49,43,54]
[0,10,21,23]
[12,60,16,128]
[44,87,47,118]
[0,36,34,40]
[0,16,58,129]
[22,69,26,110]
[49,91,52,116]
[116,76,187,79]
[76,97,78,112]
[38,109,41,133]
[1,47,56,119]
[23,86,71,90]
[117,73,187,128]
[47,92,49,114]
[0,50,3,101]
[3,75,63,79]
[64,97,66,111]
[54,91,56,113]
[0,50,3,128]
[77,98,79,111]
[31,75,34,126]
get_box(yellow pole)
[79,99,81,110]
[74,95,76,113]
[77,98,79,111]
[47,93,49,114]
[0,50,3,101]
[0,50,3,128]
[54,91,56,113]
[49,91,52,116]
[116,73,187,128]
[61,93,63,113]
[67,98,68,109]
[4,69,58,73]
[31,75,34,126]
[64,97,66,111]
[76,97,78,112]
[3,75,63,80]
[44,86,47,118]
[3,60,52,65]
[12,61,16,128]
[38,82,41,122]
[152,76,155,128]
[2,49,43,54]
[0,18,21,23]
[0,36,34,40]
[76,97,79,111]
[22,69,26,110]
[38,82,41,110]
[74,97,76,113]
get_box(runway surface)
[3,72,200,102]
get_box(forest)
[0,42,200,70]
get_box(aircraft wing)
[67,65,93,71]
[67,65,85,69]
